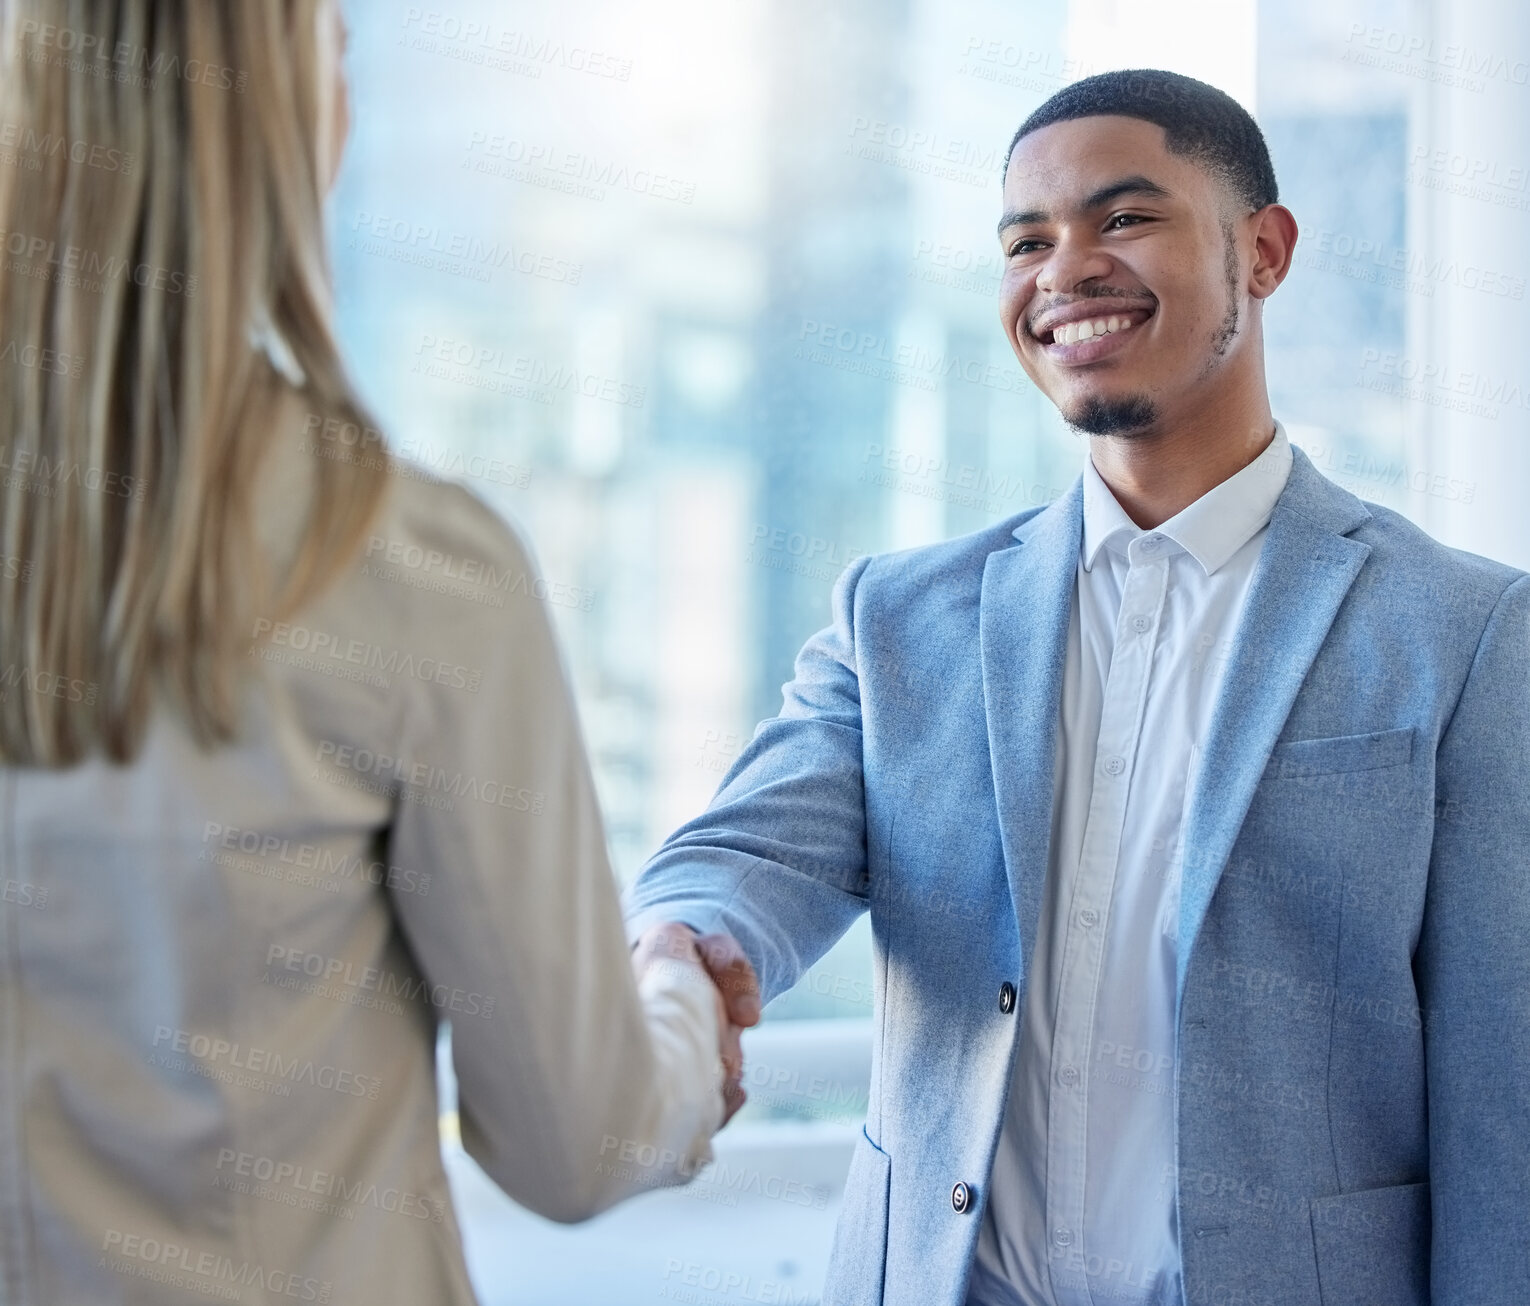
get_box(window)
[333,1,1528,1298]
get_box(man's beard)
[1065,392,1160,436]
[1203,216,1242,366]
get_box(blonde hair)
[0,0,389,766]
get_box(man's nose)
[1035,235,1114,295]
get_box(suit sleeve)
[383,493,723,1223]
[623,553,876,1006]
[1416,572,1530,1299]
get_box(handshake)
[630,922,763,1126]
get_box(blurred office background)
[330,0,1529,1299]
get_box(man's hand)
[632,923,762,1125]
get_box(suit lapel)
[979,479,1083,975]
[975,445,1375,1001]
[1175,445,1374,997]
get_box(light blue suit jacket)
[625,444,1530,1306]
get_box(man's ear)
[1248,203,1298,300]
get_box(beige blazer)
[0,408,722,1304]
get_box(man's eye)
[1107,213,1148,229]
[1007,239,1045,257]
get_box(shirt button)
[998,982,1016,1014]
[1059,1065,1079,1086]
[952,1182,973,1214]
[1103,756,1126,776]
[1131,615,1151,633]
[1079,908,1099,928]
[1141,534,1162,551]
[1053,1228,1073,1247]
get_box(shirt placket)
[1045,535,1171,1306]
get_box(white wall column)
[1404,0,1530,566]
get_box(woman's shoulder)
[311,457,562,669]
[255,444,551,702]
[258,394,543,610]
[370,460,539,586]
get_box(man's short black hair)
[1005,69,1278,213]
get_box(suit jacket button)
[952,1182,973,1214]
[998,982,1016,1014]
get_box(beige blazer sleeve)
[381,486,723,1222]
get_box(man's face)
[997,115,1248,437]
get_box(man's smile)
[1029,301,1157,364]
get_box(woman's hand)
[631,923,760,1125]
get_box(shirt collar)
[1082,421,1293,576]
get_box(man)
[626,69,1530,1306]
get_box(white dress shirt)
[968,423,1294,1306]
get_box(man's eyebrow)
[996,206,1047,236]
[996,175,1174,238]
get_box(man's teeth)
[1051,315,1136,346]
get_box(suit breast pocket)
[1223,725,1424,975]
[1264,726,1415,781]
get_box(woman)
[0,2,733,1301]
